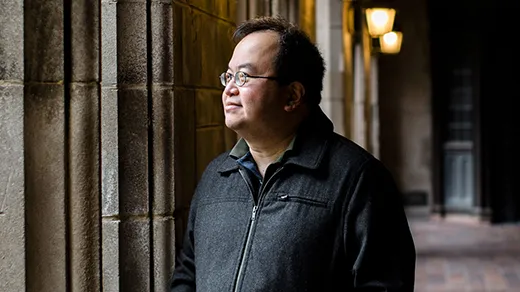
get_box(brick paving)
[410,216,520,292]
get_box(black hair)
[233,16,326,107]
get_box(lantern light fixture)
[365,8,396,37]
[379,31,403,54]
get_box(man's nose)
[223,81,238,96]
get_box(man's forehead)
[236,31,279,51]
[228,31,279,69]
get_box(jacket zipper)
[233,167,283,292]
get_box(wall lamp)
[365,8,395,37]
[344,1,403,54]
[379,31,403,54]
[365,7,403,54]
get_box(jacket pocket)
[276,193,328,208]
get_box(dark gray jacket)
[171,109,416,292]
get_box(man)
[171,16,415,291]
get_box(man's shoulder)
[328,133,375,164]
[203,151,233,173]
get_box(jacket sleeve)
[170,199,197,292]
[343,159,416,292]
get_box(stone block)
[0,0,24,80]
[101,1,118,85]
[217,21,235,64]
[199,15,226,88]
[179,7,233,88]
[0,85,25,292]
[118,88,150,216]
[120,218,151,292]
[24,0,64,81]
[117,2,148,84]
[152,2,174,84]
[179,6,202,86]
[152,88,175,215]
[189,0,211,14]
[173,88,196,211]
[214,0,233,20]
[195,89,224,128]
[102,218,120,292]
[153,217,176,292]
[172,3,183,86]
[101,87,119,216]
[24,84,67,292]
[195,127,225,180]
[71,0,100,82]
[69,83,101,291]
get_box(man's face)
[222,31,287,136]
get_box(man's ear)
[284,81,305,112]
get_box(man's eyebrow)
[228,63,255,71]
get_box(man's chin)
[224,119,242,132]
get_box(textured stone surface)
[153,217,176,292]
[69,83,101,291]
[118,88,150,216]
[102,219,120,292]
[173,89,196,211]
[101,87,119,216]
[0,0,23,80]
[117,2,148,84]
[152,2,174,84]
[195,89,224,128]
[179,5,203,86]
[101,1,117,85]
[152,88,175,215]
[24,84,67,292]
[0,85,25,292]
[24,0,64,81]
[71,0,100,81]
[120,219,151,292]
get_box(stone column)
[100,0,178,291]
[24,0,69,290]
[0,0,25,291]
[299,0,315,42]
[370,56,380,159]
[69,0,102,291]
[1,1,237,291]
[342,0,355,139]
[316,0,345,136]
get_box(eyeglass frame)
[219,71,278,87]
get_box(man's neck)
[245,133,295,178]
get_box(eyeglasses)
[219,71,278,87]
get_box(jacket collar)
[217,107,334,173]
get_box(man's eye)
[237,72,247,83]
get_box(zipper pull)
[251,205,258,221]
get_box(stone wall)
[0,0,236,291]
[378,0,432,203]
[0,0,25,291]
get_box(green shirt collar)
[229,136,297,163]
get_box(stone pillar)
[69,0,102,291]
[0,1,25,291]
[24,0,69,290]
[316,0,345,136]
[299,0,315,42]
[1,0,237,291]
[342,0,355,139]
[350,4,372,150]
[370,56,380,159]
